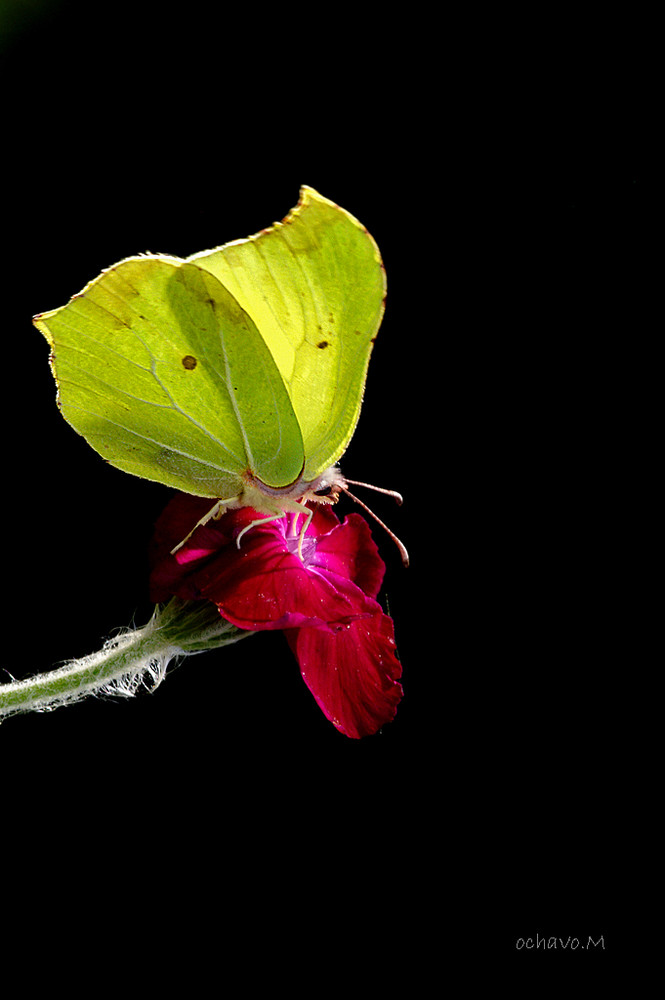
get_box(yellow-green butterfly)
[35,186,407,562]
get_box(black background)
[0,1,656,985]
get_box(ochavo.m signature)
[515,934,605,950]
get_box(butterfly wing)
[34,256,304,497]
[189,186,386,481]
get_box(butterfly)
[35,186,407,563]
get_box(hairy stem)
[0,598,252,722]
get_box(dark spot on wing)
[182,355,198,370]
[317,340,329,349]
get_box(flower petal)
[312,513,386,600]
[192,523,377,631]
[149,493,239,603]
[149,496,382,631]
[286,613,403,738]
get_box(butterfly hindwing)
[35,256,304,497]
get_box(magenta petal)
[198,525,377,631]
[149,493,404,736]
[286,613,403,738]
[149,494,238,603]
[312,513,386,600]
[149,496,387,632]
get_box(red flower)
[149,495,403,738]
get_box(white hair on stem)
[0,599,252,722]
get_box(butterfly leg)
[235,512,286,550]
[293,502,314,560]
[170,497,239,555]
[234,501,314,559]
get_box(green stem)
[0,598,253,722]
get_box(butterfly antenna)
[339,485,409,567]
[343,479,404,505]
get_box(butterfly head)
[300,466,347,506]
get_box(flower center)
[284,527,317,566]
